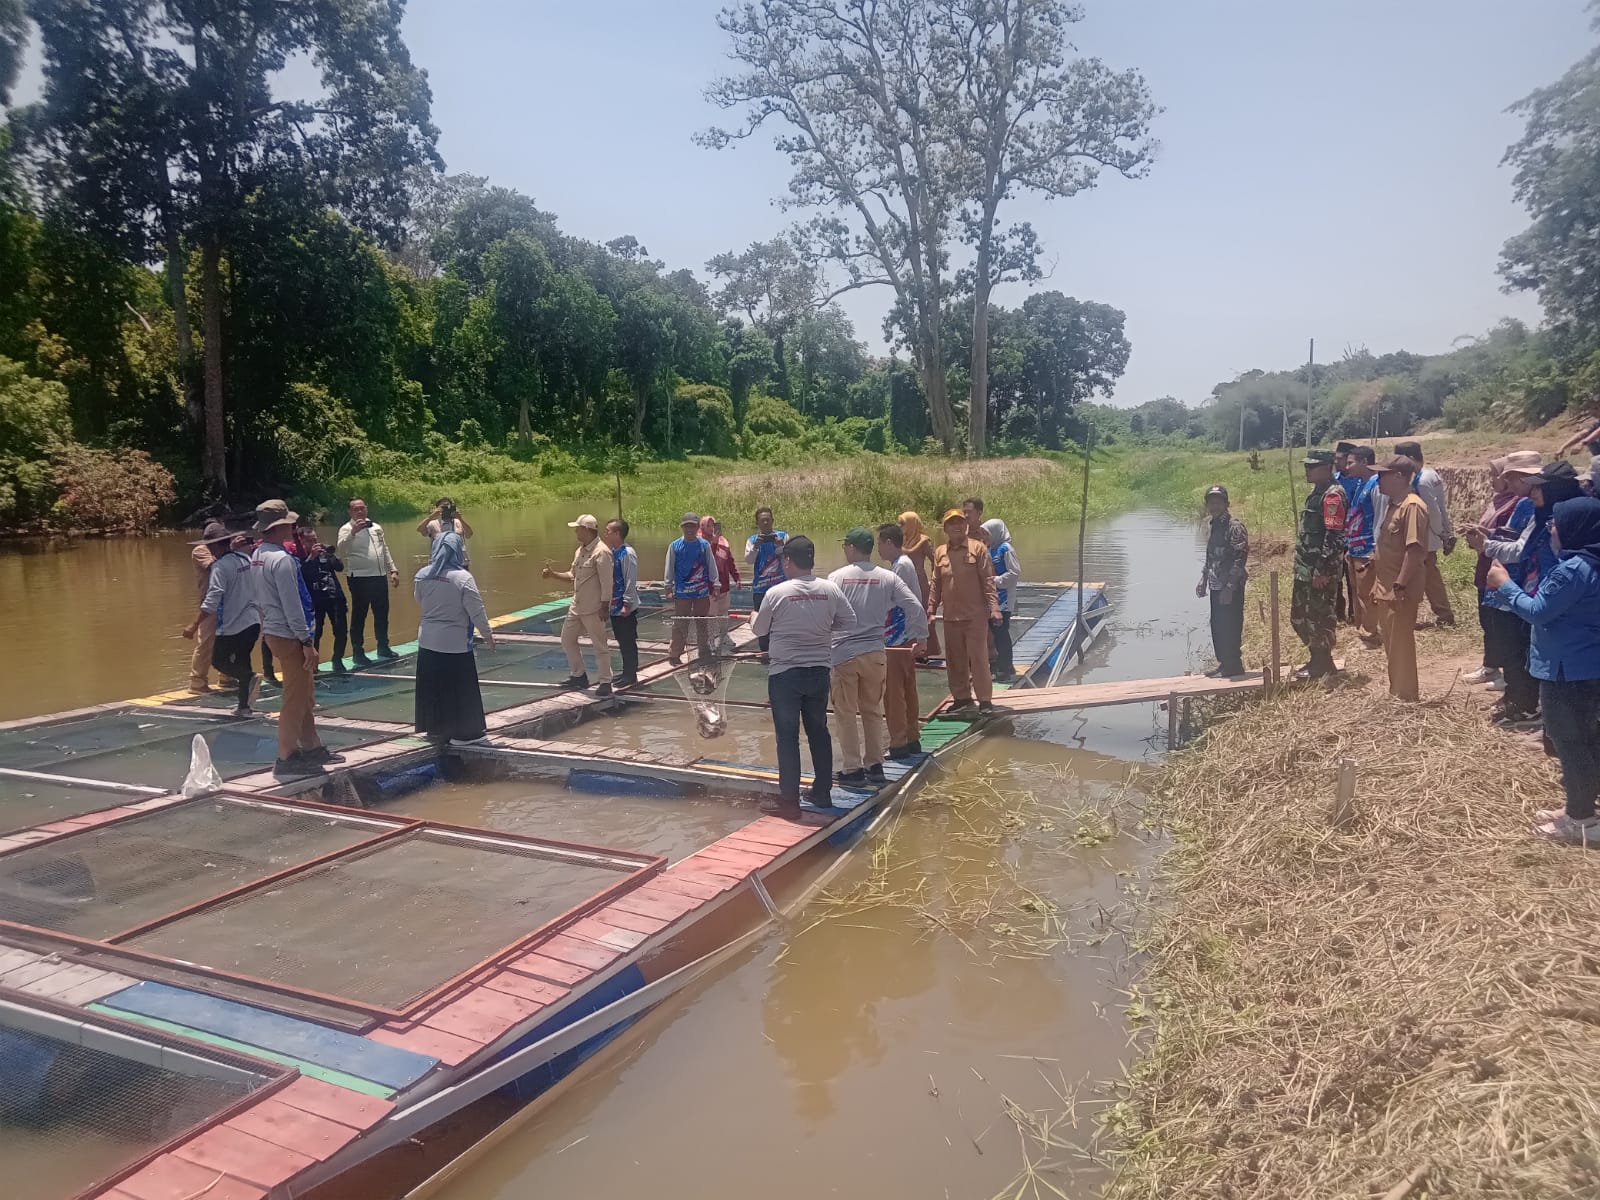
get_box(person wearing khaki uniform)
[545,514,614,695]
[929,508,1001,718]
[183,522,235,692]
[1370,456,1430,701]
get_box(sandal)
[1532,814,1600,846]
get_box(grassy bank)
[1105,680,1597,1198]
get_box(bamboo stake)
[1329,756,1358,829]
[1269,570,1281,692]
[1077,425,1094,638]
[1166,691,1180,750]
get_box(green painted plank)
[86,1004,398,1098]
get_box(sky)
[10,0,1593,407]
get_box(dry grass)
[1105,683,1600,1200]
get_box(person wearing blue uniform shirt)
[665,512,715,665]
[981,519,1020,680]
[745,506,788,654]
[1484,497,1600,845]
[604,517,641,688]
[1342,447,1382,645]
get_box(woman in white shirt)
[413,533,494,746]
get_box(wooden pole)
[1306,337,1315,447]
[1329,757,1358,828]
[1269,570,1281,690]
[1166,691,1180,750]
[1077,426,1094,636]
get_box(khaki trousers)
[265,634,322,760]
[1374,596,1421,701]
[561,607,612,682]
[669,596,711,662]
[710,590,731,649]
[884,645,920,749]
[1349,557,1381,640]
[1422,551,1455,623]
[943,618,993,705]
[189,612,218,690]
[830,650,887,772]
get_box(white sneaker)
[1462,666,1500,685]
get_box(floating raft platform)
[0,580,1111,1200]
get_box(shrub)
[50,445,176,532]
[674,383,736,457]
[0,356,73,523]
[456,417,486,448]
[745,393,807,439]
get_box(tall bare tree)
[701,0,963,447]
[948,0,1156,456]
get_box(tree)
[706,237,816,401]
[22,0,439,493]
[702,0,963,447]
[949,0,1156,455]
[721,318,773,431]
[0,0,24,107]
[617,288,678,446]
[1500,4,1600,337]
[1012,292,1130,448]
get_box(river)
[1,505,1210,1198]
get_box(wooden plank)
[98,982,438,1090]
[605,890,699,922]
[117,1154,268,1200]
[975,670,1264,714]
[226,1097,362,1160]
[421,988,544,1043]
[275,1076,395,1131]
[171,1123,316,1189]
[480,970,571,1006]
[506,951,593,987]
[54,969,141,1006]
[0,958,69,989]
[647,873,733,900]
[368,1022,481,1067]
[536,933,623,971]
[0,946,41,974]
[16,961,118,999]
[586,906,671,936]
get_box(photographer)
[418,497,474,564]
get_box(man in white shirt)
[750,536,856,820]
[878,522,929,758]
[1394,440,1456,627]
[828,527,926,785]
[336,498,400,665]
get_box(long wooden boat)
[0,580,1110,1200]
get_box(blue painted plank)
[97,981,438,1089]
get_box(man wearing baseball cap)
[929,508,1001,718]
[828,527,927,786]
[664,512,715,665]
[1290,450,1347,680]
[1368,456,1429,700]
[543,514,614,695]
[251,500,340,778]
[1195,485,1248,678]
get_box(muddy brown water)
[1,508,1212,1198]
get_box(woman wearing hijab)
[1468,460,1583,727]
[898,512,940,657]
[700,515,741,655]
[981,519,1021,680]
[413,532,495,746]
[1484,497,1600,845]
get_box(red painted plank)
[102,1190,144,1200]
[737,817,814,847]
[369,1023,481,1067]
[717,834,797,858]
[172,1124,315,1190]
[588,906,672,936]
[118,1155,267,1200]
[422,987,544,1043]
[482,970,571,1006]
[694,845,778,870]
[226,1097,360,1160]
[276,1076,395,1130]
[607,889,699,921]
[566,916,648,947]
[645,873,729,900]
[64,807,140,828]
[537,933,623,970]
[507,951,593,986]
[676,858,750,882]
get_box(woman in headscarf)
[700,515,741,654]
[981,519,1021,680]
[1484,497,1600,845]
[413,532,495,746]
[898,512,940,657]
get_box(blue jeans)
[1541,677,1600,820]
[768,665,833,806]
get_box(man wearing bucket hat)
[181,521,238,693]
[542,514,614,695]
[929,507,1002,718]
[251,500,340,779]
[1290,450,1347,680]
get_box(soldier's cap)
[1334,441,1358,454]
[1540,459,1579,484]
[1498,450,1543,478]
[253,499,298,532]
[1374,454,1418,476]
[1204,485,1229,502]
[1302,449,1335,467]
[841,527,875,552]
[941,507,967,525]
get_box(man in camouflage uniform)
[1291,448,1347,679]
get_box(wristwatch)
[300,638,314,648]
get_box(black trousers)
[611,611,639,680]
[315,600,349,664]
[990,611,1014,676]
[754,589,770,652]
[769,665,832,806]
[213,625,260,709]
[1209,590,1245,674]
[349,575,391,655]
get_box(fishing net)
[672,653,737,741]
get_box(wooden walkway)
[982,670,1264,714]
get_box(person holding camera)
[418,497,474,563]
[745,506,788,654]
[337,497,400,666]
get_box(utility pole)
[1306,337,1315,448]
[1238,396,1246,452]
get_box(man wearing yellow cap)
[929,508,1001,718]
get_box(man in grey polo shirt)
[749,536,856,821]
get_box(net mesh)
[0,777,148,838]
[0,1012,266,1200]
[0,799,393,939]
[129,830,636,1009]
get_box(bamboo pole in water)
[1077,425,1094,636]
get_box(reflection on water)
[417,510,1207,1200]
